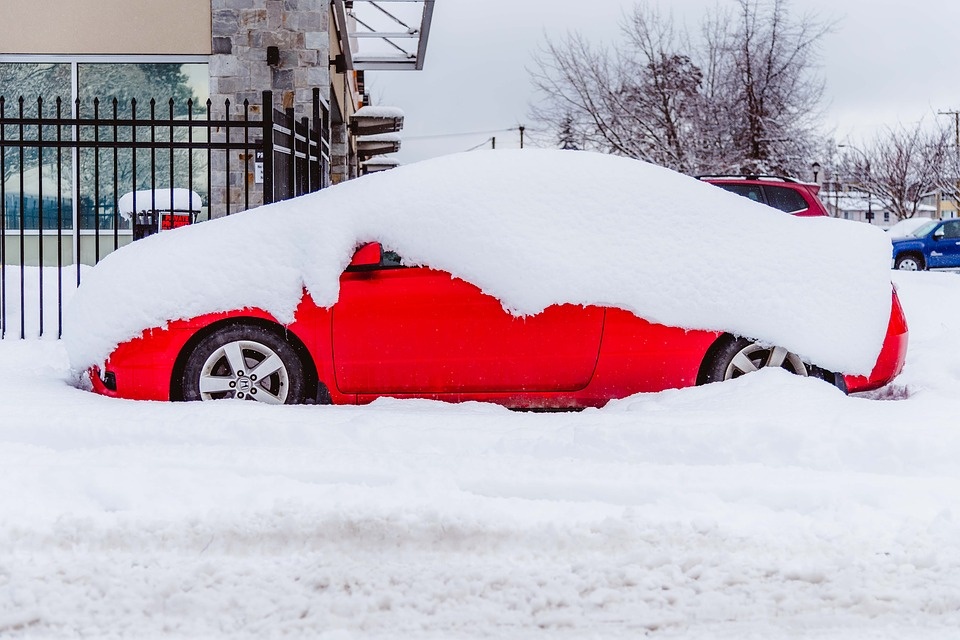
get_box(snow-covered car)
[65,151,908,407]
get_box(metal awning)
[350,105,405,135]
[357,133,401,159]
[361,156,401,174]
[332,0,435,71]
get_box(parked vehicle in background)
[891,219,960,270]
[886,216,932,238]
[699,175,829,217]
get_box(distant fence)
[0,89,330,339]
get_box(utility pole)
[838,143,873,223]
[939,110,960,149]
[938,110,960,218]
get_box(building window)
[1,63,72,230]
[1,58,208,231]
[77,63,207,115]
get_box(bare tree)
[529,5,703,172]
[844,122,950,221]
[705,0,831,173]
[529,0,832,176]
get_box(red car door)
[332,252,604,395]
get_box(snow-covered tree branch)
[529,0,833,176]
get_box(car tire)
[894,253,925,271]
[700,335,839,388]
[182,323,306,404]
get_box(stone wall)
[209,0,331,216]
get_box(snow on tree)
[529,0,832,176]
[843,122,951,222]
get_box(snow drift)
[64,150,894,376]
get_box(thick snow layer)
[117,188,204,217]
[1,271,959,638]
[361,155,400,167]
[64,150,894,375]
[353,105,405,119]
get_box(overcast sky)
[368,0,960,166]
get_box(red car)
[699,175,829,217]
[89,241,908,408]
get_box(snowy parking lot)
[2,270,960,638]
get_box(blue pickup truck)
[891,219,960,270]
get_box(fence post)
[224,98,231,216]
[311,88,321,192]
[262,91,273,205]
[286,107,295,200]
[1,96,6,338]
[37,97,44,337]
[243,99,250,212]
[19,97,26,339]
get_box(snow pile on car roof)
[64,150,895,376]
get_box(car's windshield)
[910,221,939,237]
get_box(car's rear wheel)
[700,335,839,388]
[894,253,924,271]
[182,324,305,404]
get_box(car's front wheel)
[699,335,840,389]
[894,253,924,271]
[182,323,306,404]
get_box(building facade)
[1,0,431,263]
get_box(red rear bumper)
[843,288,909,394]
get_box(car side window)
[715,183,764,203]
[942,220,960,239]
[764,186,808,214]
[382,249,404,267]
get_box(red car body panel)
[334,266,604,394]
[89,244,908,407]
[842,288,909,394]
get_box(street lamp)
[838,144,873,224]
[811,161,821,183]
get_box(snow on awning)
[361,156,401,174]
[351,105,405,136]
[118,189,204,219]
[357,133,401,159]
[332,0,435,71]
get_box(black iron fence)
[265,90,331,204]
[0,89,330,339]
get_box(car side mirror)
[934,228,945,240]
[350,242,382,267]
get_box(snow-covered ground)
[2,270,960,638]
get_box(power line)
[939,110,960,149]
[462,137,495,152]
[404,126,528,140]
